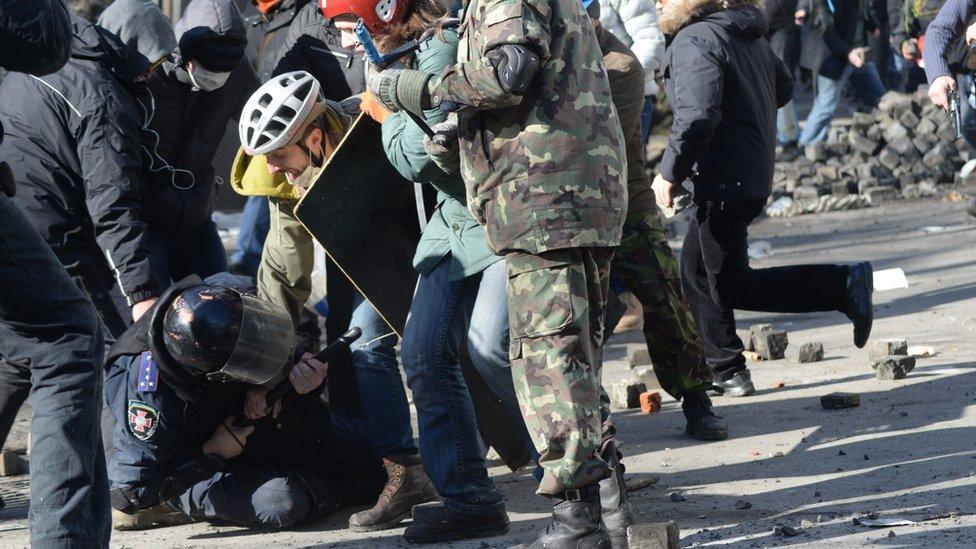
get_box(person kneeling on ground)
[106,273,387,530]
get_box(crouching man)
[105,273,386,530]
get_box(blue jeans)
[957,74,976,155]
[230,196,270,277]
[799,62,886,145]
[0,194,110,547]
[776,99,799,145]
[147,219,228,290]
[350,292,417,457]
[401,257,508,515]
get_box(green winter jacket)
[381,28,500,281]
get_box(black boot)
[599,443,633,549]
[841,262,873,348]
[527,483,609,549]
[682,391,728,441]
[712,369,755,398]
[403,505,509,543]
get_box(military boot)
[599,442,634,549]
[112,504,193,531]
[348,454,439,532]
[527,483,609,549]
[683,390,728,441]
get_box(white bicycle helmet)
[239,71,327,155]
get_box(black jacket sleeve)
[77,91,158,305]
[660,34,724,184]
[0,0,72,75]
[270,4,316,76]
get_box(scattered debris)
[872,355,917,380]
[772,381,786,389]
[774,525,805,537]
[640,391,662,414]
[796,341,825,363]
[945,190,970,202]
[908,345,936,357]
[734,499,752,510]
[742,350,762,362]
[750,324,789,360]
[874,268,910,291]
[821,392,861,409]
[770,451,785,458]
[609,381,646,410]
[853,516,917,528]
[670,492,687,502]
[868,338,909,360]
[627,521,680,549]
[625,476,660,492]
[800,519,816,528]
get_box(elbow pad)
[488,44,541,95]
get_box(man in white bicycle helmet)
[236,70,440,533]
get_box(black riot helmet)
[158,283,295,387]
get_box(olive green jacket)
[381,29,500,280]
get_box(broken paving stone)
[869,338,909,360]
[872,355,916,380]
[0,450,28,476]
[774,525,805,537]
[628,347,652,369]
[734,500,752,510]
[640,391,662,414]
[609,381,646,409]
[864,186,898,204]
[821,392,860,409]
[800,519,815,528]
[750,324,789,360]
[797,341,825,363]
[670,492,687,502]
[627,521,680,549]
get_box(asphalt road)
[1,194,976,548]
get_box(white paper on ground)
[874,268,909,291]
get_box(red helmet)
[319,0,409,33]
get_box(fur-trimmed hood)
[660,0,765,36]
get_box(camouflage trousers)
[507,247,614,496]
[612,208,713,399]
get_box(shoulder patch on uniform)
[127,400,159,442]
[137,351,159,393]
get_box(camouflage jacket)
[428,0,628,254]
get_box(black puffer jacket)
[0,0,73,75]
[140,0,260,235]
[0,16,157,305]
[245,0,310,82]
[660,0,792,201]
[272,2,366,99]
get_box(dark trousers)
[0,194,110,547]
[680,199,848,378]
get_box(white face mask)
[187,62,231,92]
[285,145,324,190]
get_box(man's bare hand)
[901,38,919,61]
[132,298,157,322]
[244,388,282,420]
[847,47,867,69]
[202,416,254,460]
[289,353,328,395]
[929,75,957,110]
[652,173,677,208]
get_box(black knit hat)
[179,27,246,72]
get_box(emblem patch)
[127,400,159,441]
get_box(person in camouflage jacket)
[366,0,627,544]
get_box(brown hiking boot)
[348,454,439,532]
[112,505,193,531]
